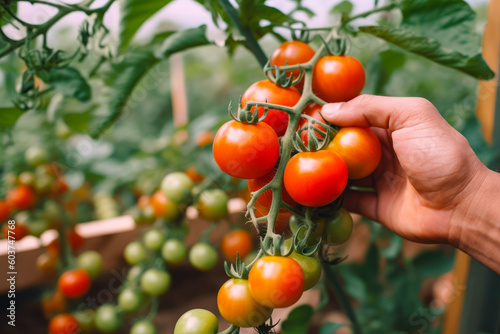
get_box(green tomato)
[289,251,322,291]
[161,172,194,203]
[77,250,103,279]
[28,219,49,237]
[127,265,143,281]
[323,208,353,245]
[18,171,36,186]
[197,189,228,222]
[189,243,218,271]
[131,320,157,334]
[140,268,171,296]
[174,309,218,334]
[118,288,143,313]
[56,120,72,139]
[290,216,325,247]
[124,241,148,265]
[25,146,49,166]
[41,200,61,223]
[74,309,95,332]
[161,239,188,265]
[95,304,121,333]
[142,229,165,251]
[34,174,54,194]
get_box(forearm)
[452,168,500,274]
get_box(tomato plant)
[220,229,253,262]
[248,168,297,209]
[58,269,91,299]
[174,309,218,334]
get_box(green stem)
[218,324,240,334]
[218,0,267,67]
[322,264,363,334]
[345,3,399,23]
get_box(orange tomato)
[221,230,253,262]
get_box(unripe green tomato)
[197,189,228,222]
[124,241,148,265]
[323,208,353,245]
[56,120,72,139]
[131,320,157,334]
[28,219,49,237]
[77,250,103,279]
[25,146,49,166]
[95,304,121,333]
[118,288,143,313]
[290,216,325,246]
[174,309,218,334]
[288,251,322,291]
[18,171,36,186]
[189,243,218,271]
[142,206,156,224]
[127,265,143,281]
[161,239,188,265]
[74,309,95,332]
[35,174,54,194]
[14,211,30,224]
[41,200,61,224]
[161,172,194,203]
[140,268,171,296]
[142,229,165,250]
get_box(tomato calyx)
[260,234,294,257]
[318,33,348,56]
[264,59,306,89]
[254,318,280,334]
[289,220,322,256]
[223,253,250,279]
[294,118,336,152]
[228,99,269,124]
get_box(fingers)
[342,190,378,222]
[321,95,441,131]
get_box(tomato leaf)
[281,304,314,334]
[157,25,212,59]
[358,25,494,80]
[380,232,403,259]
[119,0,173,50]
[319,323,346,334]
[37,67,91,102]
[0,107,24,126]
[63,109,93,133]
[331,1,354,15]
[412,250,454,278]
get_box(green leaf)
[338,266,366,301]
[38,67,91,102]
[331,1,354,15]
[0,107,24,126]
[412,250,455,278]
[319,323,346,334]
[365,49,406,95]
[380,232,403,259]
[63,109,92,133]
[281,305,314,334]
[359,25,495,80]
[157,25,212,59]
[119,0,173,50]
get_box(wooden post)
[170,53,188,127]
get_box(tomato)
[142,229,165,250]
[51,177,69,197]
[254,203,291,235]
[189,243,218,271]
[37,252,58,274]
[270,41,315,90]
[42,289,68,318]
[196,131,213,147]
[284,151,348,207]
[18,171,36,186]
[48,229,85,253]
[288,250,321,291]
[248,256,304,308]
[137,195,151,210]
[127,265,144,281]
[241,80,301,136]
[297,103,328,146]
[323,208,353,245]
[95,304,121,333]
[73,309,95,332]
[221,229,253,262]
[217,278,272,327]
[312,55,365,103]
[150,190,180,220]
[197,189,228,221]
[140,268,171,296]
[28,219,49,237]
[48,313,80,334]
[174,309,218,334]
[118,288,143,312]
[58,269,91,299]
[6,185,36,209]
[77,250,103,279]
[56,120,73,139]
[289,216,324,246]
[185,166,204,183]
[124,241,148,265]
[131,320,157,334]
[248,168,297,209]
[327,126,381,179]
[213,120,280,179]
[34,174,54,194]
[0,200,10,222]
[162,239,188,265]
[25,146,49,166]
[161,172,194,203]
[2,222,29,240]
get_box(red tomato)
[0,201,11,222]
[37,252,58,275]
[247,168,297,209]
[196,131,213,147]
[217,278,273,327]
[297,103,327,146]
[248,256,304,308]
[221,230,253,262]
[284,150,348,207]
[253,203,291,235]
[42,289,68,318]
[185,166,205,183]
[150,190,179,220]
[6,185,36,209]
[58,269,91,299]
[47,229,85,253]
[241,80,301,136]
[48,314,80,334]
[51,177,69,197]
[327,127,381,179]
[270,41,315,90]
[137,195,150,210]
[312,55,365,103]
[2,222,29,240]
[213,120,280,179]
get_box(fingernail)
[321,103,342,117]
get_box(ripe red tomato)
[42,289,68,318]
[217,278,273,327]
[196,131,213,147]
[270,41,315,90]
[213,120,280,179]
[185,166,205,183]
[253,203,291,235]
[47,229,85,253]
[58,269,91,299]
[0,201,11,221]
[312,55,365,103]
[297,103,328,146]
[2,222,29,240]
[6,185,36,209]
[37,252,58,274]
[150,190,180,220]
[248,256,304,308]
[284,150,348,207]
[48,313,80,334]
[241,80,301,136]
[51,177,69,197]
[221,230,253,262]
[247,168,297,209]
[327,127,381,179]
